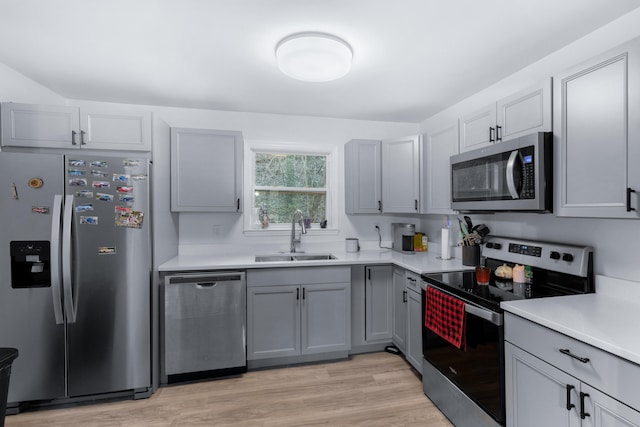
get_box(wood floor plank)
[5,352,453,426]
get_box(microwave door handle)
[50,194,64,325]
[506,150,520,199]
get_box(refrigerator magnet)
[123,159,140,168]
[75,204,94,213]
[68,178,87,187]
[96,193,114,202]
[98,246,116,255]
[119,194,135,203]
[115,205,131,212]
[68,159,86,167]
[92,181,110,188]
[115,210,144,229]
[80,216,98,225]
[75,190,94,198]
[117,186,134,193]
[112,174,130,183]
[68,169,85,176]
[32,206,50,214]
[131,174,147,181]
[28,178,44,189]
[90,160,108,168]
[91,170,109,178]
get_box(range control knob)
[550,251,561,260]
[562,253,574,262]
[493,243,502,250]
[485,242,494,248]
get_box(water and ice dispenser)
[9,241,51,288]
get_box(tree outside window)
[253,152,328,227]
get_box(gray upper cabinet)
[422,120,459,214]
[554,37,640,218]
[1,102,151,151]
[345,139,382,214]
[381,135,420,213]
[459,78,552,153]
[170,127,243,212]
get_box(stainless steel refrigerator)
[0,151,151,410]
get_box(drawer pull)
[579,392,590,419]
[559,348,590,364]
[565,384,575,411]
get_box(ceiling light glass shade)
[276,33,353,82]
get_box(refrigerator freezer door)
[64,155,151,397]
[0,152,66,403]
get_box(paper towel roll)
[441,228,450,260]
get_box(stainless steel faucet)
[290,209,307,253]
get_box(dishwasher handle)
[165,272,245,285]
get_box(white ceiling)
[0,0,639,123]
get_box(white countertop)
[158,248,470,275]
[501,275,640,366]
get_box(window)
[244,141,337,232]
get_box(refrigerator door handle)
[62,194,78,324]
[50,194,65,324]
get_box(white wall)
[419,8,640,282]
[0,62,65,104]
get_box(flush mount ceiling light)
[275,32,353,82]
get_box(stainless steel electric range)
[421,236,594,427]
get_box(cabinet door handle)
[302,287,306,300]
[565,384,575,411]
[414,199,418,211]
[80,130,86,145]
[367,268,371,281]
[71,130,78,145]
[402,290,407,303]
[559,348,590,364]
[236,198,240,211]
[496,125,502,141]
[579,392,590,419]
[489,127,495,142]
[378,200,382,212]
[296,288,299,300]
[627,188,636,212]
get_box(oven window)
[423,302,505,423]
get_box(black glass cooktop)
[422,267,588,312]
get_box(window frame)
[243,140,339,235]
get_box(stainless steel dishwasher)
[163,271,246,379]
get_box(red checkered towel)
[425,286,466,350]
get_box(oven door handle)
[465,303,503,326]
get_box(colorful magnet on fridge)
[80,216,98,225]
[32,206,50,214]
[98,246,116,254]
[96,193,114,202]
[90,161,108,168]
[28,178,44,189]
[68,178,87,187]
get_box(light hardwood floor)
[5,352,453,426]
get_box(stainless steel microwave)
[450,132,552,212]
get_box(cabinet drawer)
[405,271,420,292]
[505,313,640,408]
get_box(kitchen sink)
[254,253,337,262]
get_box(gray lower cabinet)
[505,313,640,426]
[405,273,423,374]
[391,267,407,352]
[364,265,393,342]
[247,267,351,363]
